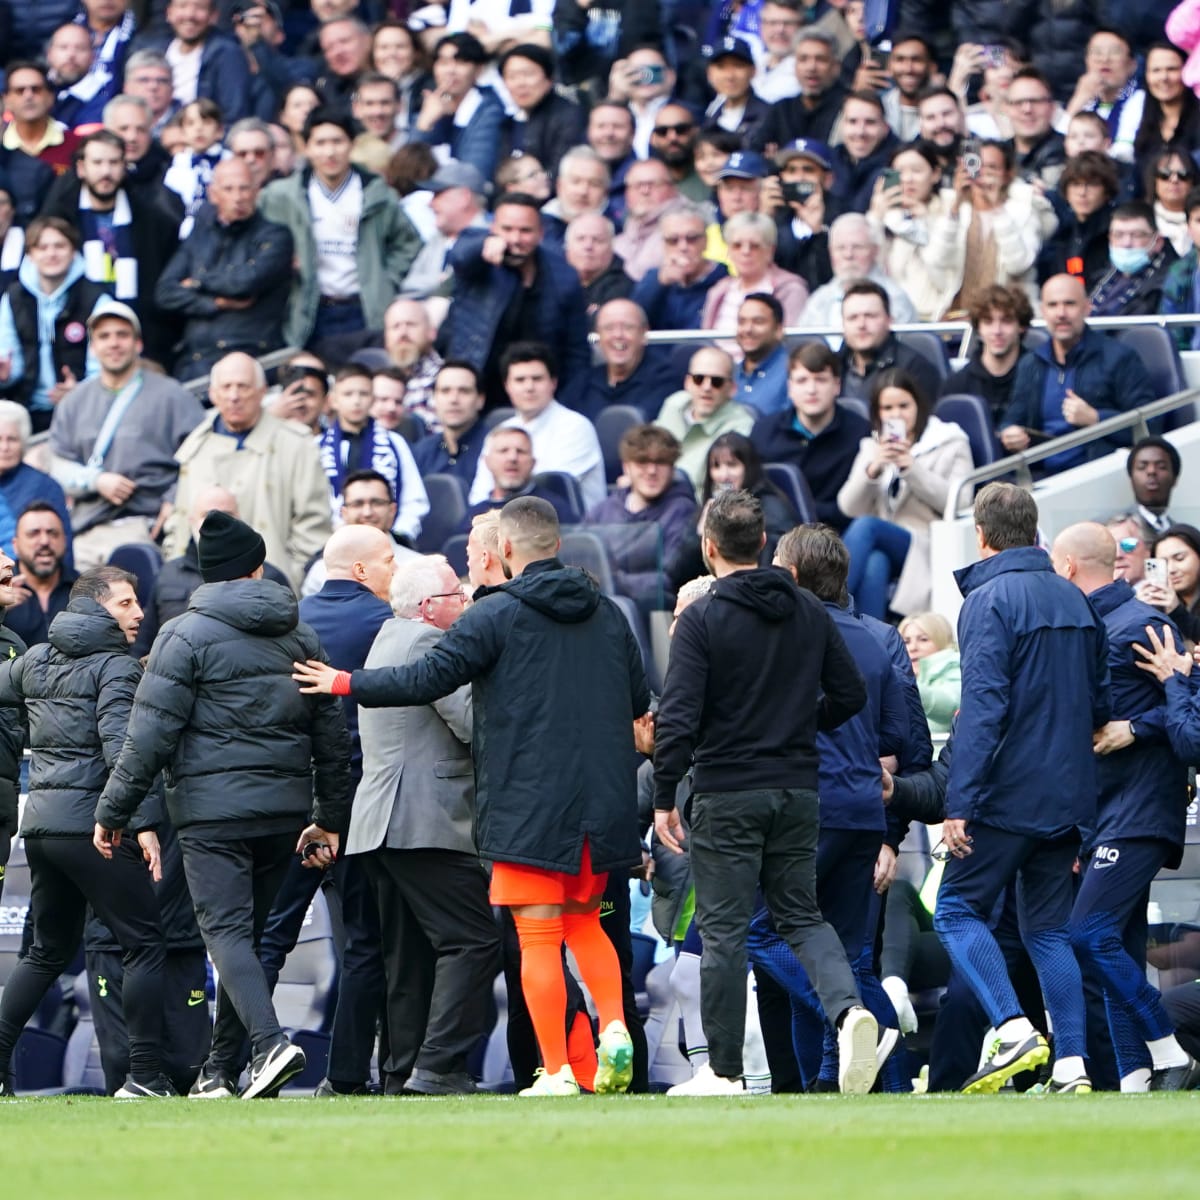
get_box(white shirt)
[753,56,800,103]
[309,172,364,300]
[632,96,670,159]
[468,400,606,507]
[322,426,431,542]
[166,40,203,104]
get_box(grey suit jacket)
[345,618,475,856]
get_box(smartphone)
[1144,557,1169,588]
[983,44,1006,69]
[638,64,666,86]
[882,168,901,190]
[883,418,906,443]
[960,137,983,180]
[781,181,816,205]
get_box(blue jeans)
[843,517,911,620]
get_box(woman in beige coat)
[837,368,973,619]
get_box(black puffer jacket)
[0,622,25,836]
[352,558,651,874]
[95,579,352,834]
[1029,0,1103,103]
[0,599,155,837]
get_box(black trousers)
[0,835,165,1082]
[362,847,499,1084]
[688,788,860,1080]
[179,830,295,1072]
[87,947,212,1095]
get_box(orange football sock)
[562,908,625,1028]
[511,913,569,1074]
[566,1010,597,1091]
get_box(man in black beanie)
[94,509,353,1100]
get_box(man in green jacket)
[258,108,421,352]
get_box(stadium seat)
[0,837,30,1001]
[417,473,468,553]
[559,530,616,595]
[610,594,660,693]
[274,889,338,1035]
[838,395,870,422]
[532,471,586,522]
[595,405,645,484]
[896,331,949,382]
[442,533,469,578]
[107,543,163,609]
[484,406,516,431]
[347,347,392,372]
[61,973,106,1094]
[13,1028,66,1091]
[1022,328,1049,353]
[1112,327,1193,429]
[763,462,816,522]
[935,393,999,468]
[287,1030,330,1091]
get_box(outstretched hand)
[293,659,339,694]
[655,808,686,855]
[1134,623,1192,683]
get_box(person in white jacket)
[837,368,973,620]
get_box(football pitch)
[6,1094,1198,1199]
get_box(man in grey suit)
[346,553,500,1096]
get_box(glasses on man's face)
[689,372,728,387]
[236,147,271,159]
[1158,168,1190,182]
[343,498,392,510]
[1007,95,1051,108]
[653,122,694,138]
[428,588,467,603]
[512,168,547,186]
[1118,537,1142,553]
[663,232,704,246]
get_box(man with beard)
[916,86,967,185]
[382,299,444,423]
[3,503,77,648]
[155,159,294,381]
[39,130,181,367]
[648,103,707,204]
[753,32,847,153]
[48,24,106,129]
[882,34,936,142]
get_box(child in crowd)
[163,99,228,237]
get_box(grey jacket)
[346,618,474,857]
[48,370,205,534]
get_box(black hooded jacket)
[653,567,867,806]
[351,557,651,874]
[0,598,156,837]
[95,579,352,834]
[0,621,25,836]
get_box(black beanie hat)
[198,510,267,583]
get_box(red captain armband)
[1066,256,1084,279]
[331,671,352,696]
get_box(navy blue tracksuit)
[1069,581,1188,1080]
[935,547,1111,1065]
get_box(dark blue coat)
[947,547,1111,836]
[132,29,253,123]
[817,603,909,833]
[412,423,485,489]
[1089,579,1189,863]
[442,231,591,413]
[299,579,392,787]
[1163,671,1200,766]
[408,86,506,182]
[578,349,681,422]
[631,262,729,333]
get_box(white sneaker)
[837,1007,879,1095]
[882,976,919,1035]
[518,1065,580,1097]
[666,1063,745,1097]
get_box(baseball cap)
[703,37,756,66]
[716,151,768,181]
[425,160,488,196]
[87,299,141,337]
[776,138,833,171]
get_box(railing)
[636,312,1200,356]
[178,346,302,395]
[940,388,1200,522]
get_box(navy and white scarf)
[78,189,137,300]
[319,419,402,503]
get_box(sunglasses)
[663,232,705,245]
[653,122,694,137]
[689,372,728,387]
[1118,537,1141,553]
[1157,168,1191,181]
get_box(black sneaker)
[313,1078,371,1097]
[0,1077,16,1098]
[242,1040,306,1100]
[188,1067,238,1100]
[962,1031,1050,1094]
[115,1075,178,1099]
[403,1069,479,1096]
[1150,1059,1200,1091]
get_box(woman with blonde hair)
[898,610,961,734]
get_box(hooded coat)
[349,558,650,874]
[94,579,352,835]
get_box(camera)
[637,64,666,87]
[960,137,983,181]
[781,181,816,205]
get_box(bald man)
[168,352,332,588]
[1000,274,1157,476]
[134,486,291,656]
[1051,522,1197,1091]
[155,158,295,381]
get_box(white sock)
[1148,1035,1190,1070]
[997,1016,1035,1044]
[669,953,707,1069]
[742,970,772,1095]
[882,976,918,1034]
[1120,1068,1152,1093]
[1052,1055,1086,1084]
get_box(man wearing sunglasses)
[1090,201,1178,317]
[654,346,755,490]
[1107,514,1151,584]
[632,202,728,332]
[648,103,707,204]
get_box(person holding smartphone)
[1138,526,1200,643]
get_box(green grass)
[5,1094,1199,1199]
